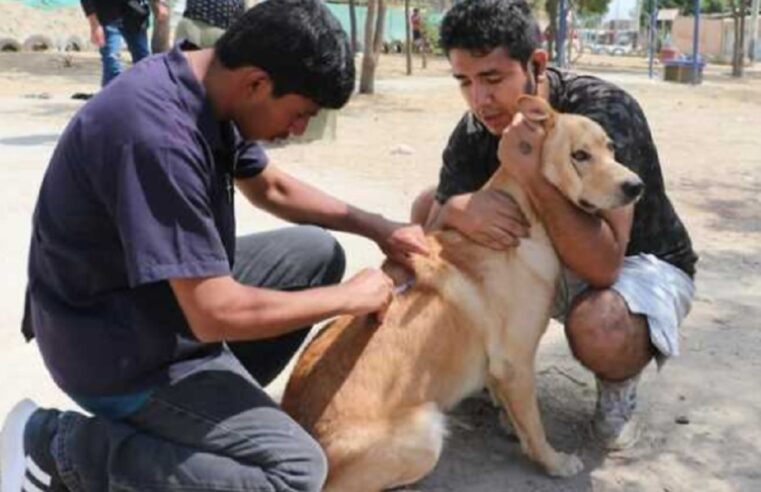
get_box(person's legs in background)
[120,25,150,65]
[99,23,124,87]
[99,20,150,88]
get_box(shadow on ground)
[0,133,59,146]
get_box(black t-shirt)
[81,0,148,30]
[436,67,697,277]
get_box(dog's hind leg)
[323,403,446,492]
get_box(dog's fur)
[281,96,644,491]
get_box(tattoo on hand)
[519,141,533,155]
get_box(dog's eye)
[606,142,615,152]
[572,150,590,161]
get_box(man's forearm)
[173,277,352,343]
[264,183,388,241]
[209,284,351,342]
[238,169,389,242]
[526,178,626,287]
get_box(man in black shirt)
[412,0,697,450]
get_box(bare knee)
[565,289,653,381]
[410,186,436,224]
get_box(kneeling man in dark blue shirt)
[1,1,428,491]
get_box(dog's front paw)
[546,451,583,477]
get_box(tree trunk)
[349,0,358,55]
[546,0,558,62]
[359,0,386,94]
[738,0,747,75]
[567,12,574,64]
[405,0,412,75]
[374,0,387,53]
[731,0,746,77]
[360,0,378,93]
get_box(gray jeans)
[52,226,346,492]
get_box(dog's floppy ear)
[517,95,556,129]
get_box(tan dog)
[281,96,644,491]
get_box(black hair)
[439,0,540,67]
[215,0,355,109]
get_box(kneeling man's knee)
[296,437,329,492]
[564,289,647,378]
[299,225,346,285]
[410,186,436,225]
[268,432,328,492]
[566,290,628,339]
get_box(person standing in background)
[175,0,246,48]
[410,7,423,52]
[150,0,172,53]
[83,0,167,86]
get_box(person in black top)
[412,0,697,450]
[81,0,167,86]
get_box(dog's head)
[517,95,644,213]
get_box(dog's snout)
[621,180,644,200]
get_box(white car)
[582,41,634,56]
[607,42,633,56]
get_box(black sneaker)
[1,399,67,491]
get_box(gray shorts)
[551,253,695,367]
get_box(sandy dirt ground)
[0,50,760,492]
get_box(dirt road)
[1,52,759,491]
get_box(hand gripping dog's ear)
[517,95,556,130]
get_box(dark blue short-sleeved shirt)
[22,45,268,398]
